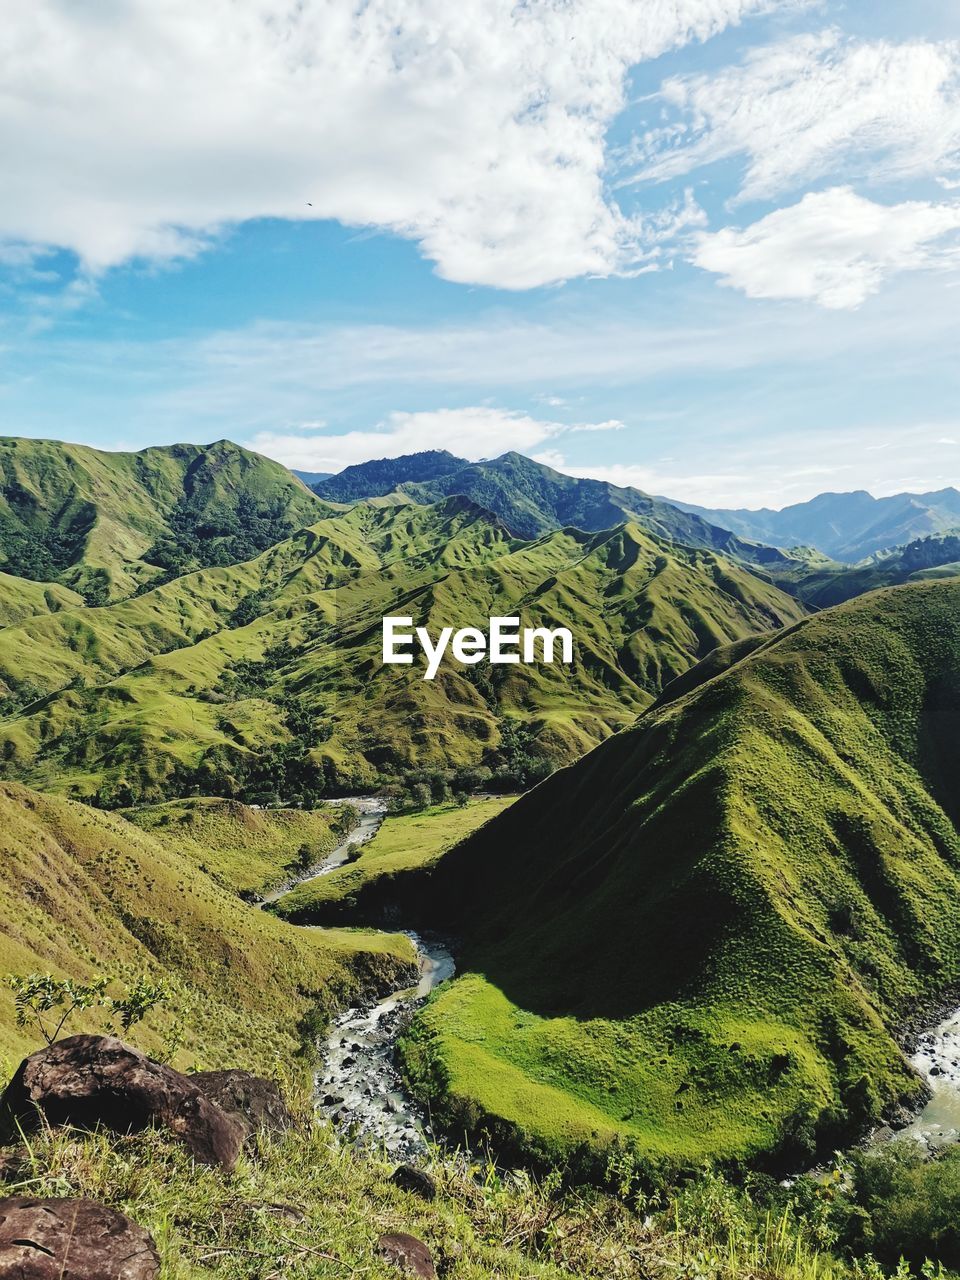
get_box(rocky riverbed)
[896,1006,960,1152]
[316,934,455,1159]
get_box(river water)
[897,1008,960,1152]
[263,798,456,1157]
[316,934,456,1159]
[260,797,387,905]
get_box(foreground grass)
[273,798,514,924]
[0,1117,868,1280]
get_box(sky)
[1,0,959,509]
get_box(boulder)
[390,1165,437,1201]
[0,1196,159,1279]
[191,1069,293,1144]
[0,1036,245,1171]
[376,1232,437,1278]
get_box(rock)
[0,1036,246,1171]
[390,1165,437,1201]
[376,1232,436,1279]
[191,1070,293,1143]
[0,1196,159,1279]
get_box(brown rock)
[376,1231,437,1278]
[0,1196,159,1279]
[390,1165,437,1200]
[191,1069,293,1144]
[0,1036,245,1171]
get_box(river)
[316,934,455,1159]
[896,1008,960,1152]
[264,797,456,1158]
[259,797,388,905]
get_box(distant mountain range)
[314,450,794,567]
[663,487,960,562]
[314,449,960,564]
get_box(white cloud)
[537,425,960,508]
[249,406,623,471]
[691,187,960,308]
[630,31,960,200]
[0,0,782,289]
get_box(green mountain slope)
[315,450,467,501]
[786,532,960,608]
[319,451,793,568]
[666,488,960,562]
[0,571,83,628]
[0,498,806,804]
[0,781,414,1068]
[388,581,960,1174]
[0,436,327,600]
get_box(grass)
[272,797,514,924]
[390,580,960,1174]
[0,781,415,1071]
[123,796,357,898]
[0,435,327,600]
[0,1100,867,1280]
[0,500,807,802]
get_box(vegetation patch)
[272,796,514,924]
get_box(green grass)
[391,580,960,1174]
[776,533,960,608]
[123,797,357,898]
[273,797,514,924]
[0,781,415,1071]
[0,499,807,802]
[0,436,327,600]
[0,1102,865,1280]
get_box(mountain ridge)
[663,487,960,562]
[0,436,329,601]
[317,449,795,568]
[374,579,960,1173]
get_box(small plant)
[10,973,169,1046]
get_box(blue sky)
[1,0,959,508]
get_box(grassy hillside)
[0,499,806,804]
[0,781,415,1070]
[386,581,960,1175]
[273,796,514,925]
[124,796,358,898]
[0,436,327,600]
[785,533,960,607]
[319,451,794,568]
[0,571,83,627]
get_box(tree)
[10,973,168,1046]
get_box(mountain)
[369,580,960,1175]
[293,469,333,486]
[665,488,960,562]
[0,780,414,1067]
[317,451,793,567]
[314,450,468,502]
[787,531,960,608]
[0,436,328,601]
[0,497,806,805]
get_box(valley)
[0,436,959,1278]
